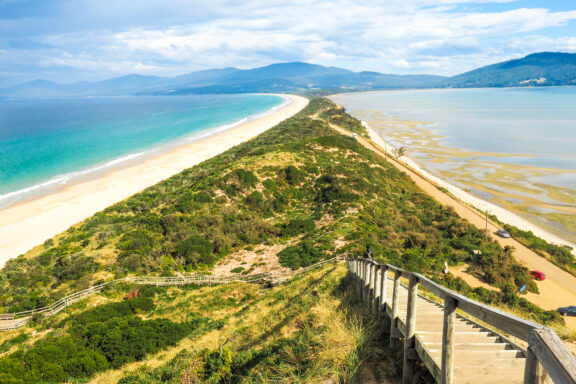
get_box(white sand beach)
[0,94,308,267]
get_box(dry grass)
[88,263,370,383]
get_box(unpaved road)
[331,123,576,329]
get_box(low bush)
[278,240,324,269]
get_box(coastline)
[364,121,576,253]
[0,95,289,210]
[0,94,308,267]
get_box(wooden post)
[441,297,456,384]
[524,346,546,384]
[373,264,381,315]
[357,260,363,298]
[364,262,372,306]
[524,347,539,384]
[390,270,401,346]
[359,259,366,303]
[380,266,388,313]
[402,275,419,384]
[369,262,377,309]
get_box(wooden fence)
[347,258,576,384]
[0,255,344,332]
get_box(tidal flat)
[353,109,576,245]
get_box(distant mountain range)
[1,52,575,98]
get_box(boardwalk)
[387,280,525,383]
[348,258,576,384]
[0,256,341,332]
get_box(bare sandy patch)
[212,243,294,277]
[448,264,498,292]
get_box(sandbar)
[0,94,308,267]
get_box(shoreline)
[0,94,309,267]
[0,95,290,210]
[363,121,576,253]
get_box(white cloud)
[1,0,576,81]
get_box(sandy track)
[331,123,576,329]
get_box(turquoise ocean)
[0,94,284,208]
[331,88,576,244]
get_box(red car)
[530,270,546,281]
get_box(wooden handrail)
[347,258,576,384]
[0,255,345,331]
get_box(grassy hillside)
[0,264,382,383]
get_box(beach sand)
[0,94,308,267]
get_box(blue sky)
[0,0,575,86]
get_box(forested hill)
[443,52,576,88]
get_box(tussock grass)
[108,264,372,383]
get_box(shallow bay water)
[331,88,576,245]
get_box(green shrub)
[278,241,324,269]
[283,165,305,185]
[277,218,316,237]
[244,191,265,210]
[176,235,215,266]
[118,229,156,254]
[68,297,155,325]
[232,169,258,189]
[0,333,28,354]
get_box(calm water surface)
[332,88,576,244]
[0,94,284,206]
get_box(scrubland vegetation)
[0,97,568,382]
[501,223,576,276]
[0,265,379,383]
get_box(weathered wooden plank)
[390,269,402,345]
[402,275,419,384]
[529,328,576,384]
[416,336,442,383]
[441,296,456,384]
[414,272,539,340]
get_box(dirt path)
[330,123,576,329]
[448,264,498,292]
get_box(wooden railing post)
[360,260,366,302]
[524,347,546,384]
[373,264,381,315]
[359,259,364,297]
[402,275,419,384]
[378,264,388,312]
[364,262,372,306]
[390,269,401,346]
[380,266,388,314]
[441,296,456,384]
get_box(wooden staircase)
[348,258,576,384]
[390,283,525,383]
